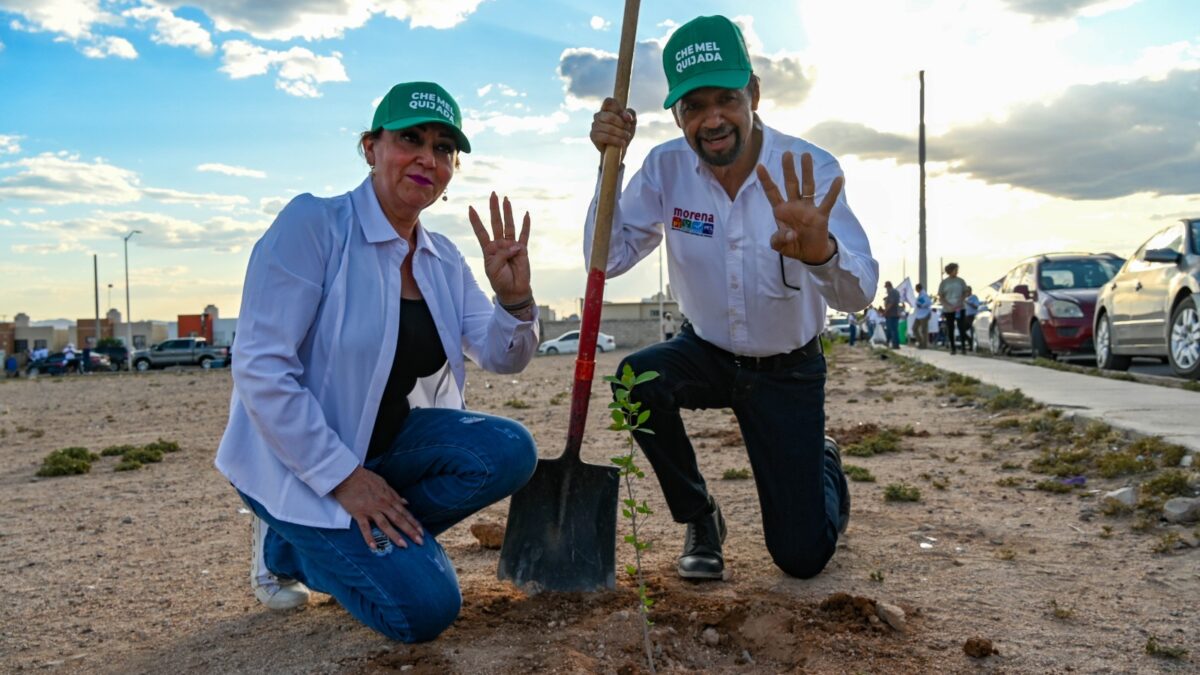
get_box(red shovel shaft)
[563,0,640,462]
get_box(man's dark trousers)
[616,324,845,579]
[885,316,900,348]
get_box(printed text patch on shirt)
[671,207,715,238]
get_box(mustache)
[698,126,736,140]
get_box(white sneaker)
[251,514,310,610]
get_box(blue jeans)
[240,408,537,642]
[617,325,845,579]
[885,316,900,348]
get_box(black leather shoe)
[826,436,851,535]
[677,498,727,581]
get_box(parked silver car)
[1093,217,1200,378]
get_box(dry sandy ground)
[1,345,1196,674]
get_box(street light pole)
[123,230,141,370]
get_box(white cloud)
[142,186,249,207]
[0,152,252,207]
[81,35,137,59]
[197,162,266,178]
[260,197,286,216]
[219,40,348,98]
[154,0,483,41]
[558,18,812,113]
[0,0,116,40]
[462,109,570,138]
[124,3,214,56]
[0,153,142,204]
[0,134,20,154]
[15,210,266,253]
[589,15,610,31]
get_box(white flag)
[896,277,917,308]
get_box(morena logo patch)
[671,206,715,238]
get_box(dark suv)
[990,253,1124,358]
[94,345,130,371]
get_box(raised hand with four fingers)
[756,151,843,265]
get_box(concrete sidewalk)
[895,346,1200,453]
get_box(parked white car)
[538,330,616,355]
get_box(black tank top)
[367,298,447,460]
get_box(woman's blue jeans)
[239,408,537,642]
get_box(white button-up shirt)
[216,177,539,529]
[585,122,878,357]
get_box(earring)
[441,191,448,202]
[368,165,375,175]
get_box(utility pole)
[919,70,928,291]
[123,230,141,368]
[93,255,101,352]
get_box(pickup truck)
[131,338,229,371]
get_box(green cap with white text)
[371,81,471,153]
[661,15,752,109]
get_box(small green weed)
[846,429,902,457]
[883,483,921,502]
[504,398,531,409]
[1143,469,1193,498]
[548,391,567,406]
[142,438,181,454]
[985,389,1037,411]
[844,464,876,482]
[1152,532,1181,554]
[1035,479,1075,494]
[1000,461,1023,470]
[1100,498,1133,517]
[37,447,98,477]
[996,476,1022,487]
[1145,636,1188,660]
[869,570,884,583]
[995,548,1017,561]
[721,468,752,480]
[992,418,1022,430]
[114,459,143,472]
[101,444,137,457]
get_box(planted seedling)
[604,364,660,674]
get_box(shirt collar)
[350,176,443,260]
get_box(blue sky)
[1,0,1197,323]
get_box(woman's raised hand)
[468,192,532,306]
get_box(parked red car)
[989,253,1124,358]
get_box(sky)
[1,0,1198,324]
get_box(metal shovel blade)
[498,455,619,593]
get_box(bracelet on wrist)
[499,295,535,312]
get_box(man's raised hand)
[756,151,842,265]
[589,97,637,157]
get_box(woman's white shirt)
[215,177,539,529]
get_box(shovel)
[498,0,642,593]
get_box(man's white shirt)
[584,121,878,357]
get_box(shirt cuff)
[299,446,362,498]
[802,235,843,276]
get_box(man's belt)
[684,322,824,372]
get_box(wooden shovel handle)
[565,0,641,460]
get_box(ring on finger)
[800,193,815,200]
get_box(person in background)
[62,344,78,374]
[585,14,877,582]
[937,262,970,354]
[912,283,932,349]
[963,286,981,352]
[215,81,541,643]
[883,281,901,349]
[848,311,858,346]
[663,311,676,341]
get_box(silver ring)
[800,193,815,200]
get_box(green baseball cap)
[662,15,753,109]
[371,81,471,153]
